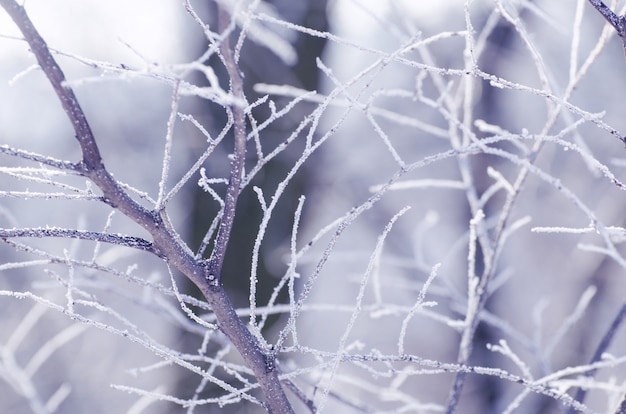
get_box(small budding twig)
[587,0,626,55]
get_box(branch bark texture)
[587,0,626,54]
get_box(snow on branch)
[0,227,155,254]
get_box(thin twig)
[0,227,156,254]
[0,145,80,171]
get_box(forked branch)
[0,1,294,412]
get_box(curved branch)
[0,0,102,170]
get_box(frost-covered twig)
[0,145,79,171]
[0,227,155,254]
[205,6,249,283]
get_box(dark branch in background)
[567,302,626,414]
[587,0,626,54]
[445,4,626,411]
[0,1,294,412]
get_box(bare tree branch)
[0,1,294,412]
[205,6,249,283]
[588,0,626,35]
[0,0,102,170]
[0,227,156,254]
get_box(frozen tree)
[2,1,626,413]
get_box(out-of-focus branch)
[445,3,625,411]
[587,0,626,54]
[568,301,626,414]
